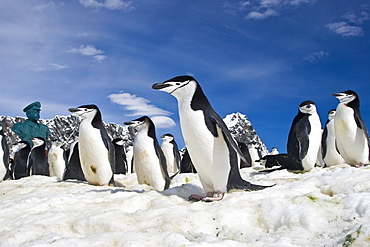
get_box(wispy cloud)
[326,9,370,37]
[78,0,134,11]
[68,44,106,62]
[223,0,315,20]
[303,51,329,63]
[108,92,175,128]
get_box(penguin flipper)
[296,128,309,161]
[210,115,248,164]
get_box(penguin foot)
[188,191,224,202]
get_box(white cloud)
[78,0,134,11]
[303,51,329,63]
[224,0,315,20]
[50,63,69,70]
[151,116,176,129]
[326,9,369,37]
[68,44,106,62]
[108,92,172,117]
[246,8,279,20]
[109,92,175,129]
[326,22,364,37]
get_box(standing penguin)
[236,140,252,168]
[160,133,181,174]
[152,76,271,202]
[287,101,322,171]
[63,138,86,181]
[68,105,115,186]
[112,138,128,174]
[27,137,49,176]
[180,148,197,173]
[124,116,171,191]
[48,141,67,180]
[332,90,370,166]
[321,109,345,166]
[248,143,261,167]
[13,141,31,179]
[0,125,11,181]
[125,145,134,174]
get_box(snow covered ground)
[1,165,370,247]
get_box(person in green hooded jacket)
[12,101,50,147]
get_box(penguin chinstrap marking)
[68,105,115,186]
[0,125,11,181]
[332,90,370,166]
[124,116,171,191]
[287,101,322,171]
[152,75,272,202]
[160,133,181,174]
[321,109,345,167]
[27,137,49,176]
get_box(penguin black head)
[112,138,125,146]
[298,100,317,115]
[152,75,198,96]
[332,90,359,106]
[68,104,103,124]
[161,133,174,142]
[124,116,151,131]
[328,109,336,120]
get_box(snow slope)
[1,165,370,247]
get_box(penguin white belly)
[79,123,112,186]
[324,121,345,166]
[133,133,166,190]
[161,142,177,173]
[48,148,65,179]
[248,147,260,167]
[301,114,321,171]
[0,146,5,181]
[335,105,369,165]
[179,107,230,193]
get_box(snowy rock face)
[224,112,268,157]
[0,115,132,151]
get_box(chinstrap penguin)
[332,90,370,166]
[152,75,272,202]
[112,138,128,175]
[68,105,115,186]
[0,125,11,181]
[27,137,49,176]
[13,141,31,179]
[124,116,171,191]
[160,133,181,174]
[321,109,345,166]
[287,100,322,171]
[48,141,67,180]
[63,138,86,181]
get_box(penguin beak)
[332,92,344,98]
[68,108,81,113]
[152,82,171,90]
[124,120,142,128]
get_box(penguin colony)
[0,77,369,202]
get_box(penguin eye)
[176,83,180,85]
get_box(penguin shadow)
[161,183,204,201]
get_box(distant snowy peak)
[224,112,268,157]
[0,115,132,150]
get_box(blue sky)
[1,0,369,153]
